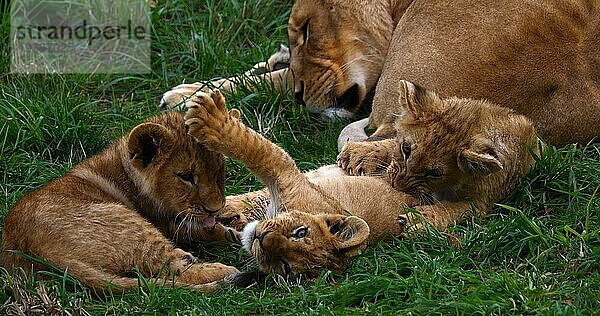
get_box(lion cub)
[185,81,538,277]
[184,90,420,275]
[1,112,239,293]
[338,80,540,231]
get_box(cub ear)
[458,136,503,175]
[321,214,370,255]
[398,80,442,119]
[127,122,175,169]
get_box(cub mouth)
[201,215,217,228]
[175,211,218,229]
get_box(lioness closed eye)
[0,112,239,293]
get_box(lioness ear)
[458,136,503,174]
[398,80,442,119]
[127,122,175,169]
[321,214,370,255]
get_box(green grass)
[1,0,599,314]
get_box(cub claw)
[337,141,390,176]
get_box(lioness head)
[288,0,394,119]
[386,80,533,204]
[242,211,369,275]
[125,112,226,228]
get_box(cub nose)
[202,204,222,214]
[294,81,305,105]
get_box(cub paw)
[397,206,441,236]
[337,141,390,176]
[183,90,233,144]
[397,212,425,236]
[217,208,250,232]
[223,226,242,244]
[203,263,241,281]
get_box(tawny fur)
[0,112,239,293]
[163,0,599,145]
[338,80,540,231]
[183,86,537,276]
[184,91,418,275]
[291,0,600,145]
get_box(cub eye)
[300,20,309,44]
[424,168,443,178]
[401,140,411,160]
[177,171,195,185]
[292,226,308,239]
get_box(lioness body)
[163,0,599,145]
[1,112,238,292]
[367,0,600,145]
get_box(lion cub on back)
[1,112,239,292]
[183,81,538,277]
[338,80,540,231]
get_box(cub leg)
[54,253,236,293]
[168,221,241,245]
[337,139,396,176]
[2,203,239,293]
[400,201,474,234]
[184,90,344,213]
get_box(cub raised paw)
[183,90,240,146]
[337,140,394,176]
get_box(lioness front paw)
[337,141,391,176]
[159,83,207,111]
[159,80,236,111]
[184,90,234,145]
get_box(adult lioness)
[0,112,239,293]
[162,0,600,146]
[184,82,538,275]
[291,0,600,145]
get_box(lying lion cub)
[184,81,538,276]
[1,112,239,292]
